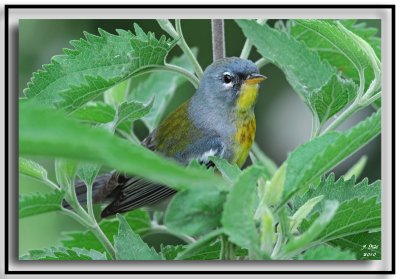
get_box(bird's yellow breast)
[233,116,256,167]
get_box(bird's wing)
[100,137,226,217]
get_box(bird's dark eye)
[223,74,232,84]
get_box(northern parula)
[70,57,266,217]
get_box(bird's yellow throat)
[236,82,260,112]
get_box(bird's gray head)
[194,57,266,112]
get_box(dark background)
[19,19,381,254]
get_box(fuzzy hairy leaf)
[292,174,381,213]
[282,200,339,257]
[222,166,264,257]
[21,247,107,260]
[330,231,381,260]
[71,102,115,124]
[296,245,356,260]
[61,210,151,253]
[165,186,226,236]
[19,190,64,218]
[131,50,197,130]
[19,157,48,181]
[114,214,161,260]
[291,19,381,87]
[282,109,381,201]
[19,103,224,191]
[308,74,357,124]
[235,19,357,123]
[210,156,241,184]
[24,23,175,111]
[300,197,381,255]
[117,99,153,125]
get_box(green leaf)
[294,20,371,76]
[104,78,130,107]
[131,50,197,130]
[114,214,161,260]
[235,19,357,124]
[164,187,226,236]
[116,99,153,125]
[24,23,175,111]
[281,200,339,257]
[19,157,48,181]
[308,74,357,124]
[291,19,380,87]
[55,159,77,190]
[77,162,100,187]
[19,103,225,191]
[330,231,381,260]
[343,155,368,180]
[61,210,151,253]
[296,245,356,260]
[299,197,380,256]
[71,102,115,124]
[282,109,381,201]
[221,166,264,258]
[210,156,241,184]
[161,245,186,260]
[292,174,381,213]
[19,190,64,218]
[21,247,107,260]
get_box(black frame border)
[4,4,396,275]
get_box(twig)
[211,19,225,61]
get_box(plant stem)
[136,64,199,88]
[86,183,95,220]
[90,222,116,259]
[219,234,232,260]
[240,19,267,59]
[64,187,117,259]
[211,19,225,61]
[255,57,270,69]
[175,229,223,260]
[175,19,204,78]
[320,101,361,135]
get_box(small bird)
[67,57,266,217]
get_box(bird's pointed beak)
[244,73,267,85]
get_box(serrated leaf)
[19,103,225,191]
[161,245,186,260]
[21,246,107,260]
[131,50,197,130]
[117,98,153,125]
[292,174,381,214]
[24,24,175,112]
[19,190,64,218]
[19,157,48,181]
[300,197,380,256]
[164,186,226,236]
[221,166,264,258]
[282,109,381,201]
[308,74,357,123]
[330,231,381,260]
[296,245,356,260]
[61,210,151,253]
[236,19,357,124]
[114,214,161,260]
[77,162,100,187]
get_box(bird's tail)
[62,173,112,209]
